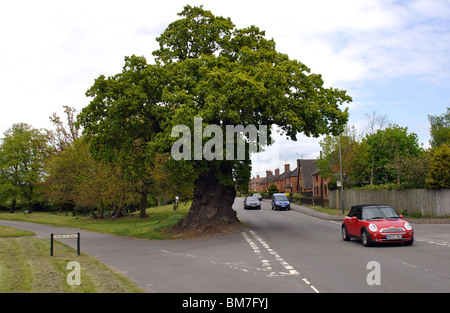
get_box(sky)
[1,0,449,177]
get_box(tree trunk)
[9,198,16,213]
[175,171,238,229]
[139,189,147,218]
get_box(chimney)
[275,168,280,175]
[284,163,290,172]
[266,170,273,177]
[257,174,260,179]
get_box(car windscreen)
[362,206,398,220]
[273,195,288,201]
[246,197,259,203]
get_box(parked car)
[342,204,414,247]
[271,193,290,211]
[244,197,261,210]
[252,193,262,201]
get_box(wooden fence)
[329,189,450,217]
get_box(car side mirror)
[399,215,403,218]
[352,216,358,220]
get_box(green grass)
[0,203,191,293]
[305,205,348,216]
[0,227,143,293]
[0,225,35,238]
[0,202,191,240]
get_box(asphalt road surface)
[2,198,450,293]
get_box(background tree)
[363,111,389,185]
[362,124,421,185]
[391,152,430,188]
[0,123,50,212]
[376,125,422,184]
[46,106,80,153]
[45,138,139,217]
[149,152,194,206]
[428,107,450,148]
[317,126,369,187]
[77,55,167,218]
[426,145,450,189]
[44,138,87,215]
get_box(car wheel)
[361,229,373,247]
[404,237,414,246]
[341,225,350,241]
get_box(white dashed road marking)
[241,230,320,293]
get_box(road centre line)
[241,230,320,293]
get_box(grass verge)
[0,226,143,293]
[304,205,348,216]
[0,202,191,240]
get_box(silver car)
[244,197,261,210]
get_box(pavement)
[283,200,450,224]
[286,201,345,221]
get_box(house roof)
[267,173,281,184]
[298,159,318,189]
[249,176,265,184]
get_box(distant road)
[2,198,450,293]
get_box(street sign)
[50,233,80,256]
[53,234,78,239]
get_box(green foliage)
[364,124,422,185]
[268,183,279,194]
[78,5,351,214]
[155,5,350,186]
[317,123,431,189]
[0,123,50,211]
[77,55,170,217]
[317,126,369,187]
[426,145,450,189]
[428,107,450,148]
[44,139,140,218]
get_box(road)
[1,198,450,293]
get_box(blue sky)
[1,0,449,177]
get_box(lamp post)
[338,135,345,214]
[173,196,179,211]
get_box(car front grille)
[380,227,405,234]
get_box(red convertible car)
[342,204,414,247]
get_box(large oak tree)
[78,5,351,228]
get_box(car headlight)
[404,222,412,231]
[369,224,377,232]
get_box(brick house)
[249,174,265,192]
[276,163,299,194]
[312,171,330,200]
[296,159,318,194]
[249,162,300,194]
[250,159,323,195]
